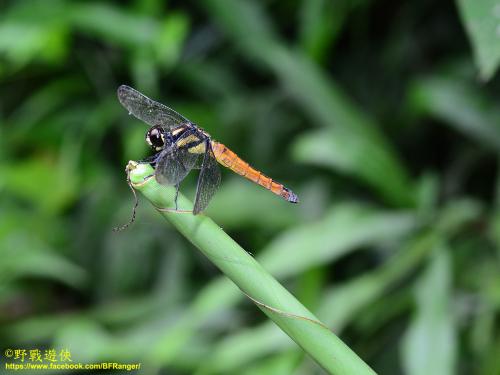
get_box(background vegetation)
[1,0,499,374]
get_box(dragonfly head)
[146,125,166,152]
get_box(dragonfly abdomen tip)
[283,187,299,203]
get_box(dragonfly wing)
[193,142,221,214]
[155,146,199,186]
[117,85,190,130]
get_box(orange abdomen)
[211,141,298,203]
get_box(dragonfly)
[117,85,298,218]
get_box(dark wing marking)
[117,85,190,130]
[155,146,199,186]
[193,141,221,214]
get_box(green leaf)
[457,0,500,80]
[318,233,438,331]
[0,157,79,214]
[410,76,500,150]
[0,232,87,288]
[298,0,344,62]
[70,3,159,47]
[401,248,457,375]
[292,129,415,206]
[197,323,293,374]
[0,0,70,67]
[53,320,112,362]
[242,351,303,375]
[153,13,190,68]
[260,203,417,278]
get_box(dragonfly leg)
[174,183,180,210]
[137,154,159,164]
[134,153,161,181]
[152,183,194,214]
[132,179,192,214]
[137,154,161,169]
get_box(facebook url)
[5,362,141,371]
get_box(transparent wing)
[155,146,199,186]
[193,142,221,214]
[117,85,190,130]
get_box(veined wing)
[117,85,190,130]
[193,142,221,214]
[155,145,200,186]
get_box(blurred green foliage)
[1,0,499,374]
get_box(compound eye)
[146,126,165,150]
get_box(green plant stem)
[127,160,377,375]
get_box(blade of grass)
[0,231,87,289]
[196,231,439,374]
[146,202,416,367]
[409,76,500,150]
[401,247,457,375]
[127,160,376,375]
[192,197,481,373]
[456,0,500,80]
